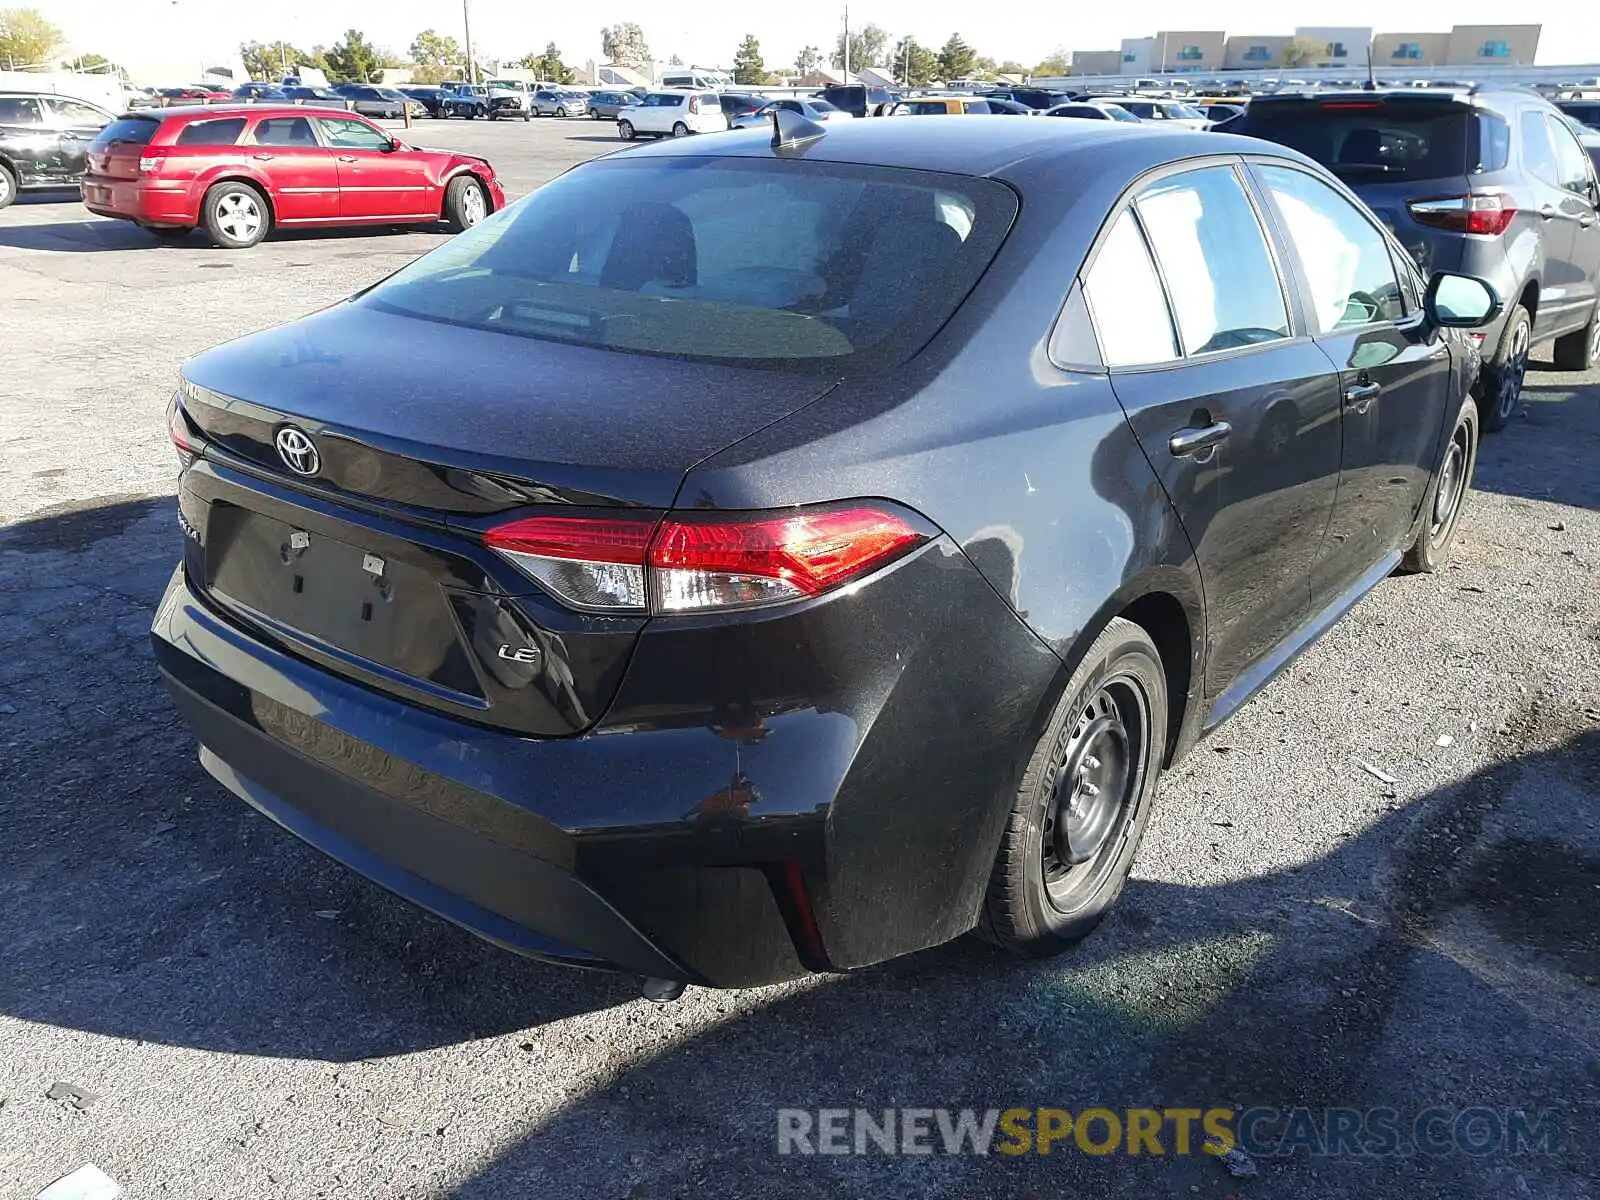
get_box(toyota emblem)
[275,426,320,477]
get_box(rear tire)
[0,163,18,211]
[201,181,269,249]
[1551,301,1600,372]
[979,617,1167,956]
[671,121,690,137]
[556,106,568,118]
[1400,395,1478,574]
[617,120,634,141]
[443,175,488,232]
[1473,302,1531,433]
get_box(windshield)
[361,156,1017,373]
[1241,102,1473,181]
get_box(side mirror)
[1423,272,1501,329]
[383,139,404,153]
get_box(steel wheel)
[1040,676,1151,914]
[460,183,486,226]
[216,192,262,242]
[1431,423,1470,540]
[672,121,690,137]
[1494,318,1529,422]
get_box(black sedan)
[154,119,1498,995]
[0,91,112,208]
[399,86,449,118]
[332,84,405,119]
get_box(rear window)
[1240,101,1473,182]
[90,116,159,148]
[362,156,1018,373]
[174,117,246,146]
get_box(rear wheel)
[1551,301,1600,372]
[201,182,269,249]
[556,106,568,118]
[0,162,16,210]
[980,618,1167,956]
[671,121,690,137]
[443,175,488,232]
[1400,396,1479,574]
[1473,302,1531,433]
[617,120,634,141]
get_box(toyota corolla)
[153,114,1500,996]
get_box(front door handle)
[1539,204,1558,221]
[1345,381,1382,414]
[1168,421,1232,458]
[250,152,274,161]
[337,154,358,163]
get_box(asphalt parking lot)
[1,115,1597,1199]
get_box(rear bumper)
[82,178,195,224]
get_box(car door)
[41,96,109,181]
[315,114,435,219]
[0,95,54,185]
[245,115,339,223]
[1250,161,1455,607]
[1084,161,1344,704]
[1544,113,1600,320]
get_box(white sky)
[36,0,1600,78]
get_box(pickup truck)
[484,79,534,120]
[439,83,491,120]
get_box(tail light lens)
[688,96,701,113]
[1407,192,1516,236]
[168,397,200,456]
[483,504,930,615]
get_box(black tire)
[1473,302,1531,433]
[671,121,690,138]
[980,617,1167,956]
[1400,396,1479,574]
[442,174,488,232]
[0,162,19,211]
[522,111,530,122]
[1551,301,1600,372]
[201,181,269,249]
[617,119,634,141]
[556,106,568,118]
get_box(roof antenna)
[1364,46,1377,91]
[771,105,827,152]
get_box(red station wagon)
[82,105,506,248]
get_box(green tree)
[832,22,888,71]
[1032,49,1071,77]
[324,28,382,83]
[601,22,651,69]
[890,37,938,87]
[408,29,460,83]
[997,60,1024,75]
[71,52,125,79]
[936,33,976,81]
[0,7,62,68]
[520,42,574,84]
[1281,37,1325,68]
[240,40,319,81]
[794,45,823,76]
[732,35,765,86]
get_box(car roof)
[613,117,1314,186]
[137,104,361,121]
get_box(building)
[1446,25,1541,67]
[1118,37,1155,75]
[1071,49,1122,76]
[1292,27,1376,70]
[1373,31,1451,69]
[1118,33,1225,74]
[1224,35,1292,70]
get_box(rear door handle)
[1168,421,1232,458]
[1345,381,1382,414]
[1539,204,1558,221]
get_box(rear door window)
[1545,115,1598,196]
[1134,166,1290,356]
[1243,101,1472,183]
[1082,210,1180,366]
[252,116,317,146]
[174,117,247,146]
[0,96,44,125]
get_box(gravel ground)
[1,118,1596,1199]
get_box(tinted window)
[253,117,316,146]
[0,96,43,125]
[89,116,158,146]
[1519,110,1558,183]
[965,101,991,114]
[45,98,109,125]
[174,117,246,146]
[1545,115,1596,195]
[1476,113,1511,172]
[317,117,390,149]
[1257,165,1405,332]
[1135,167,1289,356]
[1083,210,1179,366]
[1243,102,1472,182]
[362,157,1018,372]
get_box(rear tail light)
[688,96,701,113]
[483,503,930,614]
[138,154,162,174]
[1407,192,1516,236]
[168,397,200,457]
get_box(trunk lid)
[178,302,838,735]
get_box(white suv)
[616,90,725,139]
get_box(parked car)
[232,83,287,102]
[1094,96,1209,129]
[1556,99,1600,132]
[397,86,448,118]
[80,105,503,247]
[532,88,587,118]
[616,91,725,139]
[985,88,1073,111]
[585,90,637,120]
[814,84,900,119]
[153,119,1498,996]
[332,85,405,120]
[0,92,113,208]
[886,96,1001,115]
[981,98,1038,116]
[1236,88,1600,428]
[484,79,531,120]
[440,84,490,120]
[1044,101,1142,123]
[728,97,852,130]
[1199,103,1245,125]
[283,86,350,109]
[157,86,228,106]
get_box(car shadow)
[14,188,84,205]
[0,219,453,254]
[1471,373,1600,510]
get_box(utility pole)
[903,38,910,84]
[842,3,850,77]
[462,0,475,83]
